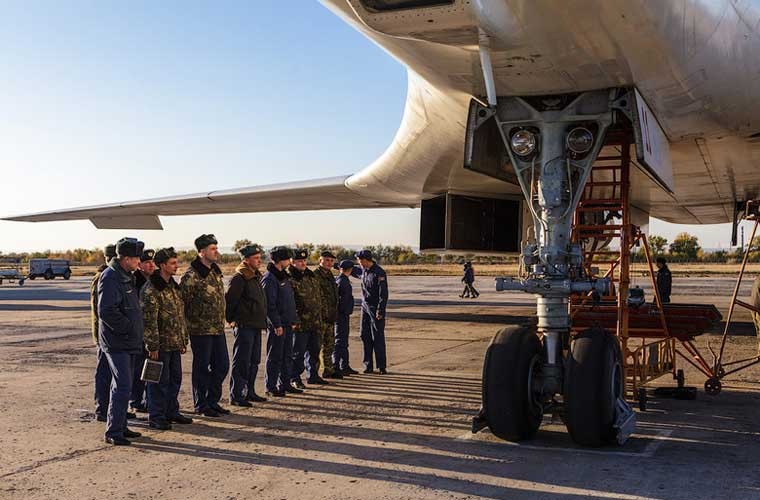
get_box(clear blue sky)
[0,1,744,253]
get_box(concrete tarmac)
[0,276,759,499]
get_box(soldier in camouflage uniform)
[130,248,156,413]
[141,247,193,430]
[91,244,124,422]
[313,251,341,379]
[181,234,230,417]
[288,249,324,389]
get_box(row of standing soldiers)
[91,235,389,446]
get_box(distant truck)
[28,259,72,280]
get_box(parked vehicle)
[28,259,72,280]
[0,258,26,286]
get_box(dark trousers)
[265,325,293,392]
[94,346,112,418]
[291,331,311,383]
[147,350,182,423]
[230,327,263,401]
[305,331,321,380]
[190,334,230,412]
[104,351,135,440]
[333,314,350,371]
[360,309,386,371]
[461,283,479,297]
[130,350,147,409]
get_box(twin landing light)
[508,126,595,158]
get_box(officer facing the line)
[333,259,359,375]
[181,234,230,417]
[98,237,145,446]
[351,250,389,374]
[262,246,299,397]
[141,247,193,430]
[226,244,269,407]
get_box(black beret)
[140,249,155,262]
[320,250,337,259]
[293,248,309,261]
[194,234,218,251]
[356,249,373,261]
[270,246,292,263]
[116,237,145,258]
[339,259,355,270]
[154,247,177,265]
[104,244,117,259]
[239,244,263,258]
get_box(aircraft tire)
[482,325,543,441]
[565,327,623,446]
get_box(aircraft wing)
[2,176,412,229]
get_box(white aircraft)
[6,0,759,446]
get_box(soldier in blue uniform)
[351,250,389,374]
[98,237,145,446]
[333,259,359,375]
[262,246,299,397]
[130,248,155,413]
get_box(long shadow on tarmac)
[389,311,534,325]
[0,304,90,311]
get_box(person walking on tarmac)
[262,246,299,397]
[460,262,479,299]
[350,250,389,374]
[98,237,145,446]
[333,259,359,375]
[181,234,230,418]
[226,244,269,406]
[288,249,325,388]
[141,247,193,430]
[655,257,672,304]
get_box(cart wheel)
[637,388,647,412]
[44,269,54,280]
[18,279,25,286]
[29,275,36,280]
[704,377,721,396]
[63,269,71,280]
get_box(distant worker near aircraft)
[130,248,155,414]
[98,237,145,446]
[460,261,479,299]
[655,257,672,304]
[333,259,359,375]
[351,250,389,374]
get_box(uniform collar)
[109,258,134,283]
[149,270,178,291]
[191,256,222,279]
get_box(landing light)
[510,130,537,157]
[566,127,594,154]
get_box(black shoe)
[266,390,286,398]
[199,408,221,417]
[126,411,137,419]
[343,367,360,375]
[123,428,142,438]
[363,368,374,374]
[307,377,329,385]
[96,414,107,422]
[285,385,303,394]
[291,380,306,390]
[459,294,465,298]
[246,393,267,403]
[168,414,193,424]
[105,436,131,446]
[148,421,172,430]
[211,404,231,415]
[130,404,147,413]
[325,371,344,379]
[230,399,252,408]
[378,369,387,375]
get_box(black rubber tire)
[565,328,624,447]
[63,269,71,280]
[44,269,54,280]
[29,275,36,280]
[482,326,543,441]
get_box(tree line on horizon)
[1,232,757,266]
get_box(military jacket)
[98,259,144,354]
[226,262,268,329]
[135,270,149,295]
[141,271,188,352]
[180,257,226,336]
[288,265,323,333]
[336,274,354,316]
[351,263,389,315]
[90,264,108,346]
[656,265,672,303]
[262,262,298,329]
[313,265,339,323]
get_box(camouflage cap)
[154,247,178,265]
[104,244,117,260]
[293,248,309,261]
[194,234,218,251]
[239,244,263,258]
[140,249,156,262]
